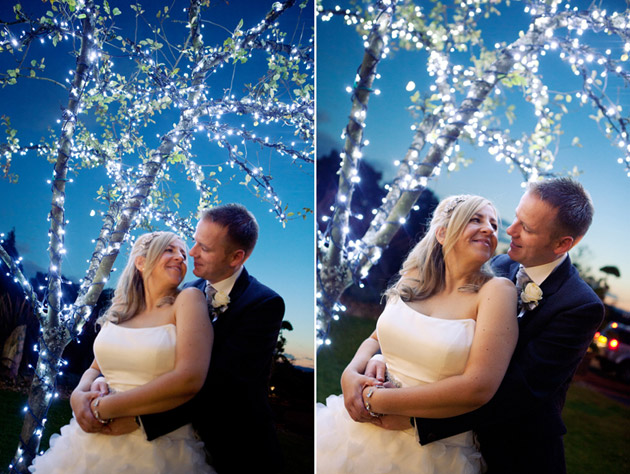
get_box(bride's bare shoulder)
[479,276,516,296]
[175,287,206,304]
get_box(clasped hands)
[70,377,138,435]
[340,356,412,431]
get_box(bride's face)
[149,239,188,288]
[452,204,498,263]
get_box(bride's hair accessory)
[444,196,467,215]
[136,233,157,254]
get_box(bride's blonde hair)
[386,195,496,302]
[98,231,187,325]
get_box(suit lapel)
[213,267,250,324]
[227,267,249,304]
[518,256,572,329]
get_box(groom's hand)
[371,415,414,431]
[340,367,380,422]
[70,388,106,433]
[101,416,139,436]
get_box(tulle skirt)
[317,394,485,474]
[29,417,215,473]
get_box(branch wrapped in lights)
[317,0,397,345]
[8,3,99,470]
[316,0,630,348]
[197,97,314,149]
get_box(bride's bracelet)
[91,396,112,425]
[363,385,384,418]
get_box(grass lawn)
[317,314,630,474]
[0,390,73,473]
[1,391,312,474]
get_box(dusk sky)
[317,0,630,312]
[0,1,315,367]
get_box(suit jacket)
[139,267,285,474]
[414,254,604,473]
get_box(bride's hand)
[340,367,380,422]
[365,355,386,383]
[89,376,109,396]
[70,388,107,433]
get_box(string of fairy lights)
[316,0,630,347]
[0,1,313,471]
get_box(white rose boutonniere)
[211,290,230,313]
[520,282,543,311]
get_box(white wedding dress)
[317,298,485,473]
[29,322,215,474]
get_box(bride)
[29,231,215,473]
[317,195,518,473]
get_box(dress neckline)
[399,299,476,323]
[108,322,176,330]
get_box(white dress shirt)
[207,266,243,300]
[522,253,567,286]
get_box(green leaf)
[113,7,121,15]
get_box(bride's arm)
[363,277,518,418]
[340,330,383,422]
[93,288,213,419]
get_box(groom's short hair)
[528,178,593,239]
[201,204,259,255]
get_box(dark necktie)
[515,266,531,316]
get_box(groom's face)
[506,191,561,267]
[189,219,238,283]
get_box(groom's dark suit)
[139,267,285,474]
[414,254,604,473]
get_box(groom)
[140,203,285,473]
[346,178,604,474]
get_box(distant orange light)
[594,331,601,339]
[598,335,608,345]
[611,322,619,329]
[609,339,619,350]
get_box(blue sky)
[0,1,314,367]
[317,0,630,311]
